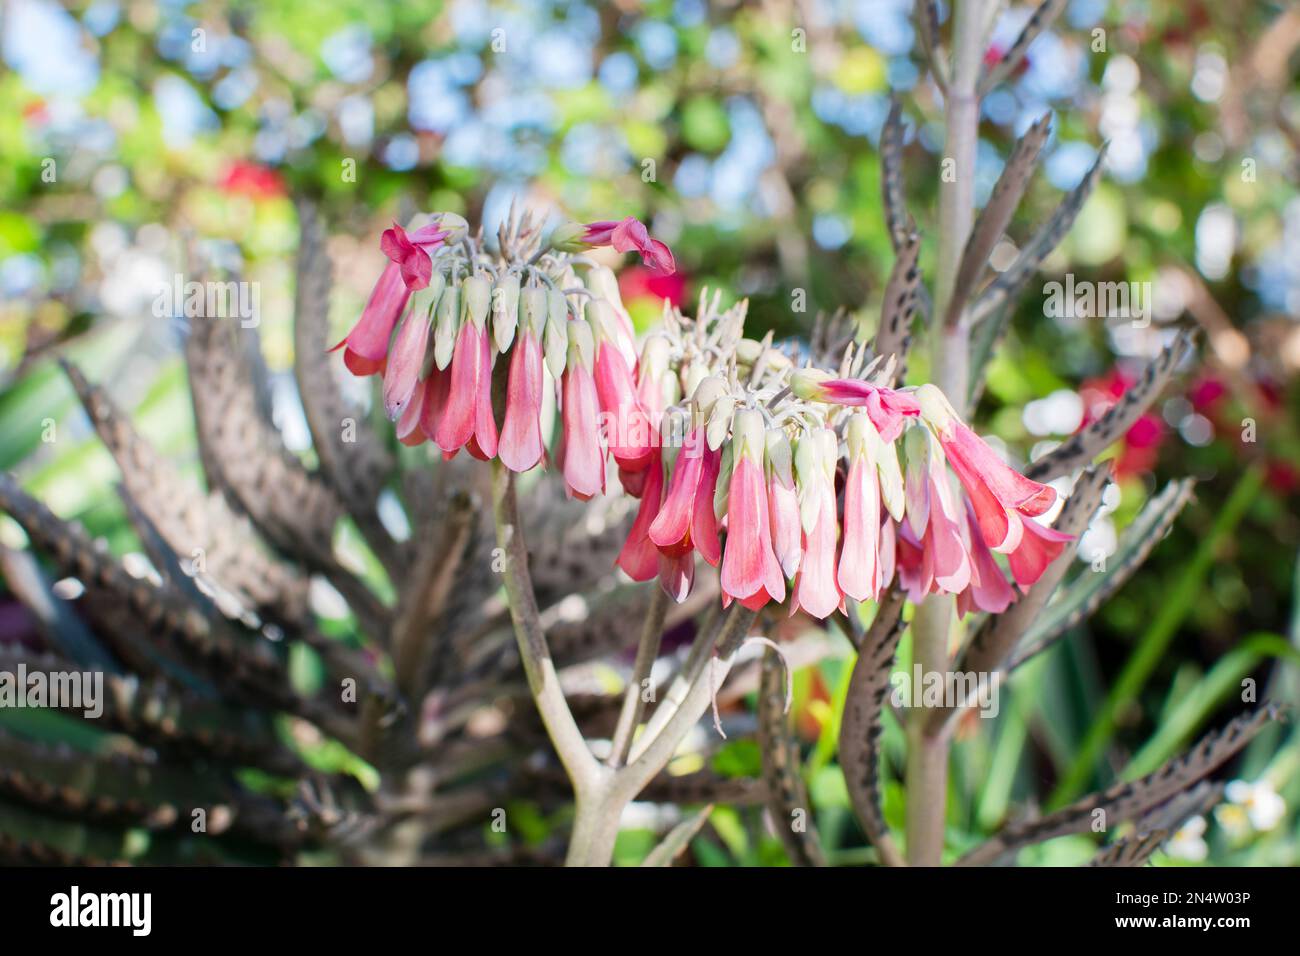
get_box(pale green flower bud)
[815,427,840,480]
[902,423,933,539]
[436,213,469,244]
[714,441,734,522]
[640,334,671,384]
[588,298,620,345]
[790,367,833,402]
[682,361,710,400]
[794,432,824,534]
[706,395,736,451]
[731,408,765,465]
[520,285,547,337]
[433,283,461,370]
[566,317,594,370]
[549,221,588,253]
[545,289,569,379]
[736,338,764,365]
[492,273,520,352]
[585,266,625,313]
[913,383,959,434]
[691,375,728,422]
[845,412,873,461]
[765,428,794,487]
[461,274,491,329]
[408,272,445,323]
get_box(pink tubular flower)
[396,374,430,447]
[380,222,435,290]
[1007,516,1074,589]
[896,426,970,600]
[922,441,972,596]
[498,327,544,472]
[648,425,722,567]
[915,384,1055,554]
[766,429,801,579]
[559,319,605,500]
[878,515,897,591]
[837,415,882,603]
[584,266,638,367]
[331,262,409,377]
[419,363,450,443]
[790,370,921,443]
[657,550,695,603]
[498,288,547,473]
[382,280,442,420]
[592,302,657,475]
[957,500,1015,616]
[790,429,842,619]
[618,447,666,582]
[636,335,671,423]
[434,277,496,460]
[380,216,464,290]
[333,214,465,378]
[568,217,677,274]
[720,411,786,611]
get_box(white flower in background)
[1214,801,1250,840]
[1224,778,1287,831]
[1165,815,1208,862]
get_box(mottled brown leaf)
[62,360,309,627]
[947,113,1052,326]
[292,200,399,571]
[758,646,824,866]
[838,590,908,865]
[1025,332,1195,482]
[1009,478,1196,670]
[880,97,912,252]
[970,144,1108,326]
[874,232,922,385]
[979,0,1069,96]
[958,704,1282,866]
[1088,829,1169,867]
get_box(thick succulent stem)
[490,460,601,799]
[564,787,623,867]
[932,0,986,409]
[905,596,954,865]
[572,604,756,866]
[908,0,989,867]
[492,460,759,867]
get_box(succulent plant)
[0,0,1284,869]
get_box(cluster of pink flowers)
[332,213,671,478]
[334,211,1073,620]
[616,373,1071,618]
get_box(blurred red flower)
[218,161,285,199]
[618,264,686,307]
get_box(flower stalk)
[907,0,991,866]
